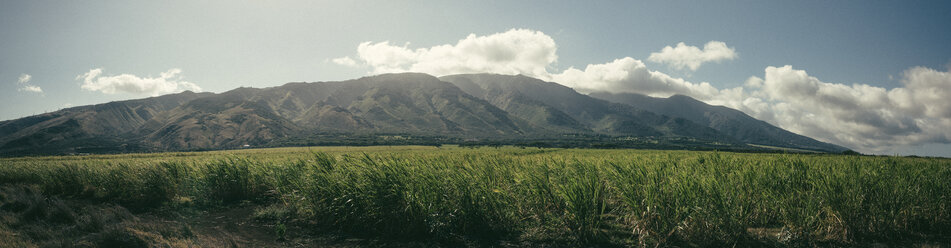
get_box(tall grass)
[1,146,949,246]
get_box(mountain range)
[0,73,848,156]
[588,92,847,153]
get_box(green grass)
[1,146,949,246]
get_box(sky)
[2,1,950,156]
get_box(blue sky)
[2,1,950,156]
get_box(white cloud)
[332,56,358,67]
[738,65,951,153]
[336,29,951,154]
[18,85,43,93]
[77,68,202,96]
[346,28,557,77]
[18,74,31,84]
[548,57,721,98]
[647,41,737,71]
[339,31,725,100]
[555,62,951,153]
[15,73,43,94]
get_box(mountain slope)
[588,92,848,152]
[0,72,845,155]
[316,73,525,135]
[0,91,213,154]
[439,74,733,141]
[0,73,529,154]
[136,73,530,150]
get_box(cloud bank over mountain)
[77,68,202,96]
[333,29,951,154]
[336,29,556,78]
[739,66,951,153]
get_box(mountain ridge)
[438,74,729,140]
[588,91,849,152]
[0,73,847,156]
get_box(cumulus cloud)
[335,29,951,154]
[553,63,951,153]
[647,41,737,71]
[332,56,358,67]
[338,29,719,97]
[343,28,557,77]
[735,65,951,153]
[552,62,951,154]
[77,68,201,96]
[15,73,43,93]
[337,30,726,99]
[548,57,721,98]
[19,85,43,93]
[18,74,31,84]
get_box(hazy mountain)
[135,73,530,150]
[0,91,213,154]
[588,92,848,152]
[438,74,732,140]
[0,72,844,155]
[0,73,528,155]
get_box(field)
[0,146,949,247]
